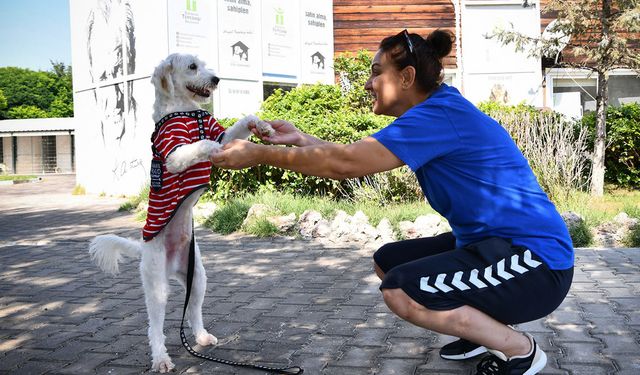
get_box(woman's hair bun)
[425,29,454,59]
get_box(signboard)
[214,79,263,119]
[299,1,334,84]
[461,4,543,105]
[217,0,261,80]
[261,0,300,82]
[168,0,218,70]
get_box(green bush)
[208,52,395,200]
[568,220,593,247]
[623,225,640,247]
[244,218,280,237]
[582,103,640,189]
[204,200,251,234]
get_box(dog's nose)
[212,76,220,85]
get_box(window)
[263,82,296,100]
[42,136,57,173]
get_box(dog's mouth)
[186,85,212,98]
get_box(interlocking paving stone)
[1,175,639,374]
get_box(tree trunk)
[590,71,608,197]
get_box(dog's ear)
[151,56,175,96]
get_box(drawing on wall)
[232,41,249,61]
[86,0,138,144]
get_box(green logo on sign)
[275,8,284,25]
[186,0,197,12]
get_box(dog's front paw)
[196,332,218,346]
[164,156,183,174]
[256,120,275,137]
[151,356,175,373]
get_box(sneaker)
[440,338,488,360]
[475,333,547,375]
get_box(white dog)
[89,53,273,373]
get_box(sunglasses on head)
[400,29,417,66]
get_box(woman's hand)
[211,139,264,169]
[250,120,304,146]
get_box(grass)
[0,175,37,181]
[555,187,640,228]
[72,184,86,195]
[119,185,150,212]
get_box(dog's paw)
[256,120,274,137]
[196,332,218,346]
[200,139,222,156]
[164,156,183,174]
[151,356,175,373]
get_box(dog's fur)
[89,53,272,373]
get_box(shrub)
[568,220,593,247]
[582,103,640,189]
[209,52,395,200]
[204,200,251,234]
[244,218,280,237]
[478,101,591,202]
[623,225,640,247]
[119,185,149,212]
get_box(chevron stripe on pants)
[374,233,573,324]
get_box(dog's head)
[151,53,220,104]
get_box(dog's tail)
[89,234,142,275]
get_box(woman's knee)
[373,242,395,273]
[381,288,430,322]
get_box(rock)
[376,218,396,243]
[312,219,331,238]
[242,203,271,227]
[193,202,217,220]
[298,210,323,238]
[414,214,445,237]
[561,211,584,229]
[267,213,296,232]
[594,212,639,247]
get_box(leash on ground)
[180,228,304,374]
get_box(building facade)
[69,0,638,195]
[0,118,75,175]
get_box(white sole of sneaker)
[523,350,547,375]
[440,346,488,360]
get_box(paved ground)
[1,175,639,375]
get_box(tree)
[0,67,56,113]
[0,61,74,119]
[7,105,49,119]
[490,0,640,196]
[0,88,7,111]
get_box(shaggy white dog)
[89,53,272,373]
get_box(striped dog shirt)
[143,110,224,241]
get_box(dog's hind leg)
[141,250,174,373]
[178,242,218,346]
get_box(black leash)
[180,228,303,374]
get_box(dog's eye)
[189,63,197,70]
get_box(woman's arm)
[251,120,331,147]
[212,136,404,180]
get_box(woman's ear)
[400,66,417,89]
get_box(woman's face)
[364,49,406,117]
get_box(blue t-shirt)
[372,84,574,270]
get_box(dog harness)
[142,110,224,241]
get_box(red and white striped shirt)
[143,110,224,241]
